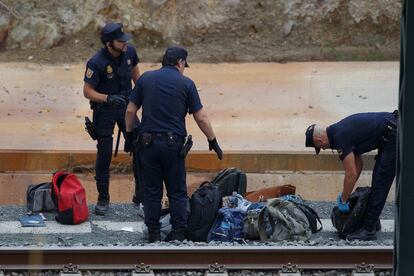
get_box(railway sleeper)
[59,263,81,276]
[277,263,301,276]
[351,262,375,276]
[205,263,228,275]
[131,263,154,275]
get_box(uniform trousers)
[139,135,189,232]
[364,121,397,230]
[93,105,142,202]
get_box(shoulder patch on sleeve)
[86,68,94,79]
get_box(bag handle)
[199,181,212,188]
[297,203,323,232]
[52,171,69,197]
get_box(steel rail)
[0,246,393,271]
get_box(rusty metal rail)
[0,246,393,271]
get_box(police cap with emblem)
[305,124,321,154]
[162,46,189,67]
[101,22,131,43]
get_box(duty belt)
[140,132,185,146]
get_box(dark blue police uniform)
[84,45,143,205]
[327,112,397,229]
[129,65,203,235]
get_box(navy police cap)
[101,22,131,42]
[305,124,321,154]
[164,46,189,67]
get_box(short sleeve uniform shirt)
[129,66,203,137]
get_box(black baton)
[114,126,121,157]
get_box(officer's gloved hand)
[124,131,134,154]
[208,137,223,160]
[107,94,127,108]
[337,192,350,213]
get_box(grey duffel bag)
[26,182,56,213]
[259,198,311,241]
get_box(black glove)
[208,137,223,160]
[107,94,127,108]
[124,131,134,154]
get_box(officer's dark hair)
[101,39,114,48]
[162,55,179,67]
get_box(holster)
[132,128,140,153]
[84,117,97,140]
[180,135,193,158]
[381,116,397,144]
[141,133,153,148]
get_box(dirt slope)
[0,0,401,63]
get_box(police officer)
[125,46,223,242]
[305,111,397,240]
[83,22,143,215]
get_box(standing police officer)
[83,22,143,215]
[305,111,397,240]
[125,46,223,242]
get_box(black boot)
[95,183,110,216]
[346,227,377,241]
[148,229,161,243]
[164,229,186,242]
[376,220,381,232]
[95,197,110,216]
[132,194,141,206]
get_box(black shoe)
[346,227,377,241]
[95,198,109,216]
[164,229,186,242]
[148,230,161,243]
[376,220,381,232]
[132,194,141,206]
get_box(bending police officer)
[83,22,143,215]
[305,111,397,240]
[125,46,223,242]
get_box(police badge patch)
[107,65,113,74]
[127,59,131,65]
[86,68,94,78]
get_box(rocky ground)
[0,0,402,64]
[0,201,394,247]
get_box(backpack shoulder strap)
[199,181,212,188]
[296,203,323,232]
[52,171,69,195]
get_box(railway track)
[0,246,392,272]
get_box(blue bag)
[208,207,246,242]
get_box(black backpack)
[212,168,247,197]
[331,186,371,238]
[186,182,222,242]
[26,182,56,213]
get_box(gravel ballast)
[0,201,395,247]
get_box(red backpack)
[52,171,89,225]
